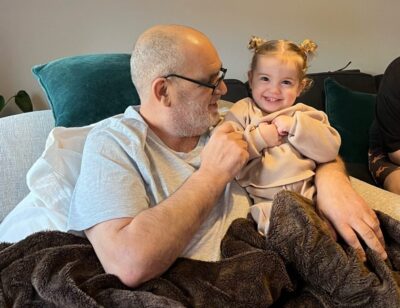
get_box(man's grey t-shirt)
[68,106,250,261]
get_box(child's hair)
[248,36,318,93]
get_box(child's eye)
[260,76,269,82]
[282,80,293,86]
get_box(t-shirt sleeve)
[68,127,149,231]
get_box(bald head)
[130,24,217,100]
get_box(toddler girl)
[224,36,341,235]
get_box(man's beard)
[170,98,220,137]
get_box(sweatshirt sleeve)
[224,99,268,159]
[288,110,341,163]
[243,126,269,159]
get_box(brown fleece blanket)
[1,191,400,307]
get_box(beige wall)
[1,0,399,115]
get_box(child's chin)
[263,105,280,114]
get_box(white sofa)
[0,110,54,221]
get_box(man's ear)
[153,78,171,106]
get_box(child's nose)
[269,83,281,94]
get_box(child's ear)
[153,78,171,106]
[297,79,306,97]
[247,71,253,89]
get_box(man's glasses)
[163,67,227,95]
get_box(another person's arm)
[376,58,400,167]
[85,122,249,287]
[314,157,387,261]
[388,149,400,165]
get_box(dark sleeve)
[375,57,400,153]
[369,119,383,149]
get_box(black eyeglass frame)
[163,67,227,94]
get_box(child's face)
[248,55,304,113]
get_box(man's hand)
[272,115,294,136]
[258,122,282,148]
[315,158,387,261]
[201,122,249,183]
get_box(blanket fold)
[267,191,400,307]
[1,190,400,307]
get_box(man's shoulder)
[93,106,145,131]
[86,106,148,149]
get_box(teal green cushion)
[324,77,376,164]
[32,53,140,127]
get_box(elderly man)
[68,24,386,288]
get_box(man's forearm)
[87,169,228,287]
[315,157,350,190]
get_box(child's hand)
[272,115,294,136]
[258,122,282,148]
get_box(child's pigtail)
[299,39,318,58]
[298,39,317,94]
[248,36,266,52]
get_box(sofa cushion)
[0,110,55,222]
[32,54,140,127]
[221,79,249,103]
[324,77,376,184]
[32,54,248,128]
[297,70,377,111]
[0,123,94,242]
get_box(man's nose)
[215,80,228,96]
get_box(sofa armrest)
[351,177,400,220]
[0,110,55,221]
